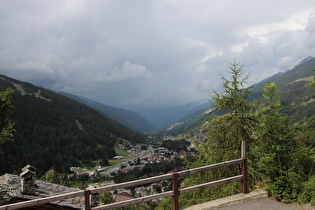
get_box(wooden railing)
[0,157,248,210]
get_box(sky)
[1,0,315,110]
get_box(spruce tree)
[178,59,257,207]
[193,58,256,166]
[253,82,295,201]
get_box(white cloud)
[104,61,151,82]
[61,0,86,19]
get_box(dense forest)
[0,75,145,175]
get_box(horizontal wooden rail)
[177,158,242,177]
[0,191,84,210]
[90,173,174,195]
[93,190,173,210]
[179,175,243,194]
[93,175,243,210]
[0,158,246,210]
[89,158,243,195]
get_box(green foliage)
[140,144,148,150]
[155,197,172,210]
[267,170,299,203]
[100,191,114,205]
[298,175,315,206]
[113,202,159,210]
[251,82,296,201]
[202,58,256,163]
[0,87,15,147]
[249,82,315,204]
[161,139,190,152]
[253,83,294,179]
[310,69,315,96]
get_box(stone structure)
[20,164,36,195]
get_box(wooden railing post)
[84,189,91,210]
[172,172,179,210]
[241,157,249,193]
[241,139,248,194]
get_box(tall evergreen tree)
[176,59,257,208]
[193,58,256,166]
[253,82,295,201]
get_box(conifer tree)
[193,58,256,166]
[253,82,295,201]
[178,59,257,208]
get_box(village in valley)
[72,135,196,184]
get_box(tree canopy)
[0,87,15,148]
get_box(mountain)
[58,92,156,133]
[0,74,145,175]
[297,56,313,65]
[162,56,315,135]
[252,72,284,88]
[251,56,315,122]
[132,99,213,129]
[159,107,211,136]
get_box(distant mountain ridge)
[131,99,213,130]
[58,92,156,132]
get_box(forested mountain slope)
[0,75,145,175]
[58,92,156,133]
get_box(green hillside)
[0,75,145,175]
[163,57,315,136]
[250,57,315,122]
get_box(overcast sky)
[1,0,315,109]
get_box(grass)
[289,76,313,85]
[301,98,315,106]
[34,90,52,102]
[75,119,85,131]
[115,148,129,157]
[12,83,26,95]
[12,82,52,102]
[109,159,121,166]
